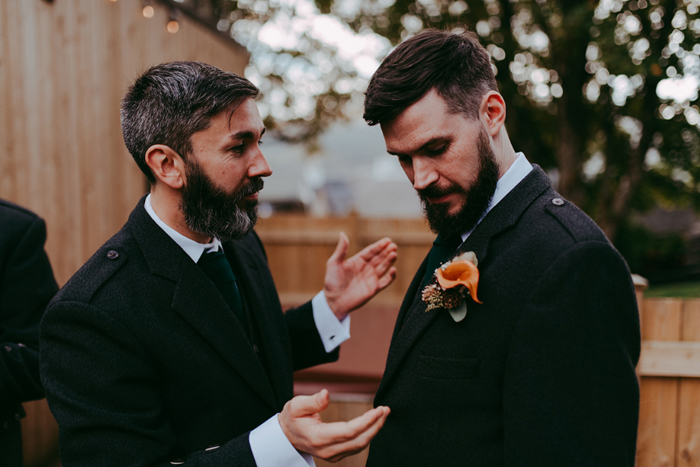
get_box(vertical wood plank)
[637,298,683,467]
[677,299,700,467]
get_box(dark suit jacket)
[0,199,58,467]
[367,167,641,467]
[40,197,337,466]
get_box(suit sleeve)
[40,302,257,467]
[1,215,58,404]
[284,301,339,371]
[503,241,640,467]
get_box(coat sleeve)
[284,302,339,371]
[502,240,640,467]
[1,215,58,404]
[40,302,257,467]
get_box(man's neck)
[149,186,212,244]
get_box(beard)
[419,128,500,237]
[180,159,264,242]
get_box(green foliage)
[614,219,686,274]
[172,0,700,258]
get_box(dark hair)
[363,29,497,126]
[121,61,259,182]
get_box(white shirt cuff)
[312,291,351,353]
[249,415,315,467]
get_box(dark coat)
[0,199,58,467]
[40,197,336,466]
[367,167,641,467]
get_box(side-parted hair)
[363,29,497,126]
[121,61,259,183]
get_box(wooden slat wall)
[1,1,248,465]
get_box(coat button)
[253,344,259,353]
[551,198,565,206]
[205,445,220,452]
[14,413,21,421]
[17,343,25,347]
[107,250,119,260]
[4,345,11,352]
[170,460,185,465]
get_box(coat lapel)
[128,199,279,412]
[224,237,294,408]
[376,167,552,401]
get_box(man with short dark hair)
[41,61,396,466]
[0,199,58,467]
[363,30,640,466]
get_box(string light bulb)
[167,20,179,33]
[143,5,155,18]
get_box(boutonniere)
[421,251,483,322]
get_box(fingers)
[328,232,349,265]
[288,389,330,418]
[315,406,391,461]
[377,267,397,290]
[358,237,395,262]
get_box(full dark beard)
[419,129,500,237]
[180,159,264,242]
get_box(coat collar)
[127,196,280,411]
[375,166,551,401]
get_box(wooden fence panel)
[637,299,683,467]
[677,300,700,466]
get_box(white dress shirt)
[460,152,533,244]
[145,194,350,466]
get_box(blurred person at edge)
[1,198,58,467]
[40,61,397,466]
[363,29,640,467]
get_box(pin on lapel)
[421,251,482,322]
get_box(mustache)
[237,177,265,199]
[417,184,463,200]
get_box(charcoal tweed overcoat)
[367,167,641,467]
[41,197,336,466]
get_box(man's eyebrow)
[229,128,266,141]
[387,135,450,156]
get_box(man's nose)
[249,148,272,178]
[412,158,438,190]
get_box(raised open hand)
[323,233,397,321]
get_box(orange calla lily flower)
[436,260,482,304]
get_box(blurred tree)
[161,0,700,244]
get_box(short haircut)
[363,29,497,126]
[121,61,259,182]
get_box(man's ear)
[479,91,506,137]
[145,145,186,189]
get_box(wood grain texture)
[677,300,700,467]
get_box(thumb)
[329,232,349,264]
[291,389,330,417]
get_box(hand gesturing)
[323,232,397,321]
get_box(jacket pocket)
[415,354,480,380]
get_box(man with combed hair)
[363,30,640,466]
[41,61,396,466]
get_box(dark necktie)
[421,233,463,288]
[197,250,249,333]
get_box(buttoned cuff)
[249,415,315,467]
[312,291,351,353]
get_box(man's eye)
[427,145,447,156]
[230,144,245,154]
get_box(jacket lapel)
[225,237,294,408]
[128,199,279,412]
[376,167,552,401]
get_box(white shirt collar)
[144,194,222,263]
[461,152,532,242]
